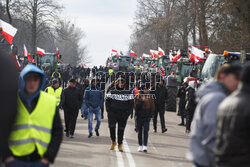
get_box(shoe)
[95,130,99,136]
[110,141,117,150]
[186,129,190,134]
[153,129,157,133]
[70,134,74,138]
[88,133,93,138]
[66,132,69,137]
[118,144,123,152]
[178,123,184,126]
[137,146,143,152]
[134,128,137,132]
[143,146,147,152]
[162,128,168,133]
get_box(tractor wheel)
[166,86,178,112]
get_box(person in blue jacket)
[84,79,104,138]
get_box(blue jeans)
[137,117,151,146]
[5,159,49,167]
[88,107,101,133]
[81,100,88,118]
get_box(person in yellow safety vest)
[45,79,64,108]
[51,68,61,81]
[3,64,63,167]
[108,68,114,76]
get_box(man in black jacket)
[185,81,196,133]
[153,79,168,133]
[63,79,82,138]
[215,64,250,167]
[177,82,188,126]
[4,64,62,167]
[106,78,134,152]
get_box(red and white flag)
[111,49,118,56]
[142,53,150,62]
[56,48,60,61]
[150,50,159,59]
[190,46,205,63]
[0,19,17,44]
[37,47,45,55]
[158,47,165,56]
[175,49,181,61]
[23,45,31,62]
[130,50,137,57]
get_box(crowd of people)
[1,46,250,167]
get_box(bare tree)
[55,20,89,66]
[11,0,63,54]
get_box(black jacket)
[177,86,186,108]
[105,86,134,116]
[215,83,250,167]
[0,49,18,158]
[3,94,63,163]
[185,86,196,112]
[63,87,82,110]
[154,84,168,110]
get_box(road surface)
[52,111,192,167]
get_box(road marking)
[123,137,136,167]
[116,149,125,167]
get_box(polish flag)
[158,47,165,56]
[130,50,137,57]
[142,53,150,62]
[37,47,45,55]
[0,19,17,44]
[56,48,60,61]
[190,46,205,63]
[23,45,31,62]
[150,50,159,59]
[174,49,181,61]
[112,49,118,56]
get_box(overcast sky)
[60,0,138,67]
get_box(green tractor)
[112,55,135,72]
[38,53,61,77]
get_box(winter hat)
[69,79,76,83]
[52,79,59,85]
[24,72,42,81]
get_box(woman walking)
[134,84,155,152]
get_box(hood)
[196,80,225,101]
[19,64,46,104]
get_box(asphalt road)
[52,111,192,167]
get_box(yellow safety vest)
[109,69,114,76]
[52,72,61,79]
[9,91,57,157]
[47,87,62,106]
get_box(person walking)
[106,78,134,152]
[153,79,168,133]
[185,80,196,133]
[51,68,61,82]
[215,64,250,167]
[3,64,63,167]
[187,64,242,167]
[81,79,90,120]
[45,79,64,108]
[84,79,104,138]
[177,82,188,126]
[134,84,155,152]
[62,68,69,89]
[63,79,82,138]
